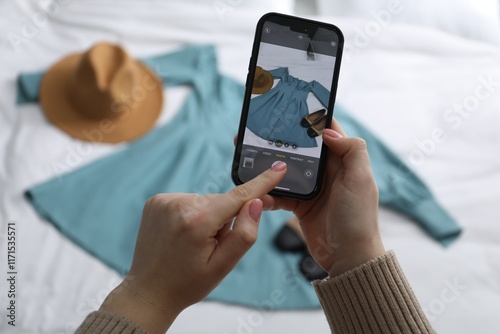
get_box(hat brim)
[40,53,163,143]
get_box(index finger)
[205,162,287,226]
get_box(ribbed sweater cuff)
[313,251,435,334]
[75,311,148,334]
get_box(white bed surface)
[1,1,500,333]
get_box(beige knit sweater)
[76,251,435,334]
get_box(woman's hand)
[263,118,385,277]
[99,163,287,334]
[99,117,383,334]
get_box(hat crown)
[69,43,138,120]
[255,72,268,87]
[252,66,273,94]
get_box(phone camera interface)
[239,17,340,195]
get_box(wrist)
[327,238,385,277]
[100,277,181,334]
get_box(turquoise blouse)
[17,45,461,310]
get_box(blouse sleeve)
[309,80,331,108]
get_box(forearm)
[313,251,435,334]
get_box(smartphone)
[232,13,344,200]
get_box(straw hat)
[39,42,163,143]
[252,66,273,94]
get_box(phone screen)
[233,14,343,199]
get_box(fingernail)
[271,161,287,172]
[249,199,263,222]
[323,129,343,139]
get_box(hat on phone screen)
[252,66,273,94]
[39,42,163,143]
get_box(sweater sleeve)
[313,251,436,334]
[75,311,148,334]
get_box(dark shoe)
[300,109,326,127]
[307,115,327,138]
[274,224,306,253]
[274,221,328,281]
[299,254,328,281]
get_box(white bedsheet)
[1,1,500,333]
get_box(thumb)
[210,199,263,277]
[322,129,371,172]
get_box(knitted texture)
[313,251,436,334]
[75,311,148,334]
